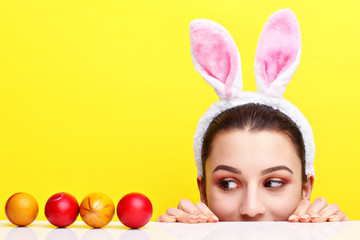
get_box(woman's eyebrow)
[261,165,293,175]
[213,165,241,174]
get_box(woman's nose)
[239,185,266,218]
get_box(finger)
[177,199,208,223]
[156,214,177,223]
[328,211,350,222]
[178,199,202,215]
[311,203,340,223]
[300,197,327,223]
[288,199,311,222]
[195,202,219,223]
[166,207,200,223]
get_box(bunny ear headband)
[190,9,315,177]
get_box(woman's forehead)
[207,129,301,172]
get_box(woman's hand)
[156,199,219,223]
[288,198,350,223]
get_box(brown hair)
[201,103,307,184]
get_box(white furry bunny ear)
[190,19,242,100]
[255,9,301,98]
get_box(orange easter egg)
[5,192,39,226]
[80,192,115,228]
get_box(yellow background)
[1,0,359,221]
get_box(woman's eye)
[218,180,239,191]
[264,180,284,189]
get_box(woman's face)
[199,129,310,221]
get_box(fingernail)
[329,215,338,221]
[311,214,321,219]
[301,214,310,220]
[212,215,219,221]
[199,215,207,220]
[288,215,297,221]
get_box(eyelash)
[218,179,239,192]
[264,180,286,190]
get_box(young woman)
[158,104,349,223]
[157,9,349,223]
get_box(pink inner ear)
[191,23,239,97]
[256,11,300,87]
[192,30,230,84]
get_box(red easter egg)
[45,192,79,227]
[117,193,153,229]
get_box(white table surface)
[1,220,360,240]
